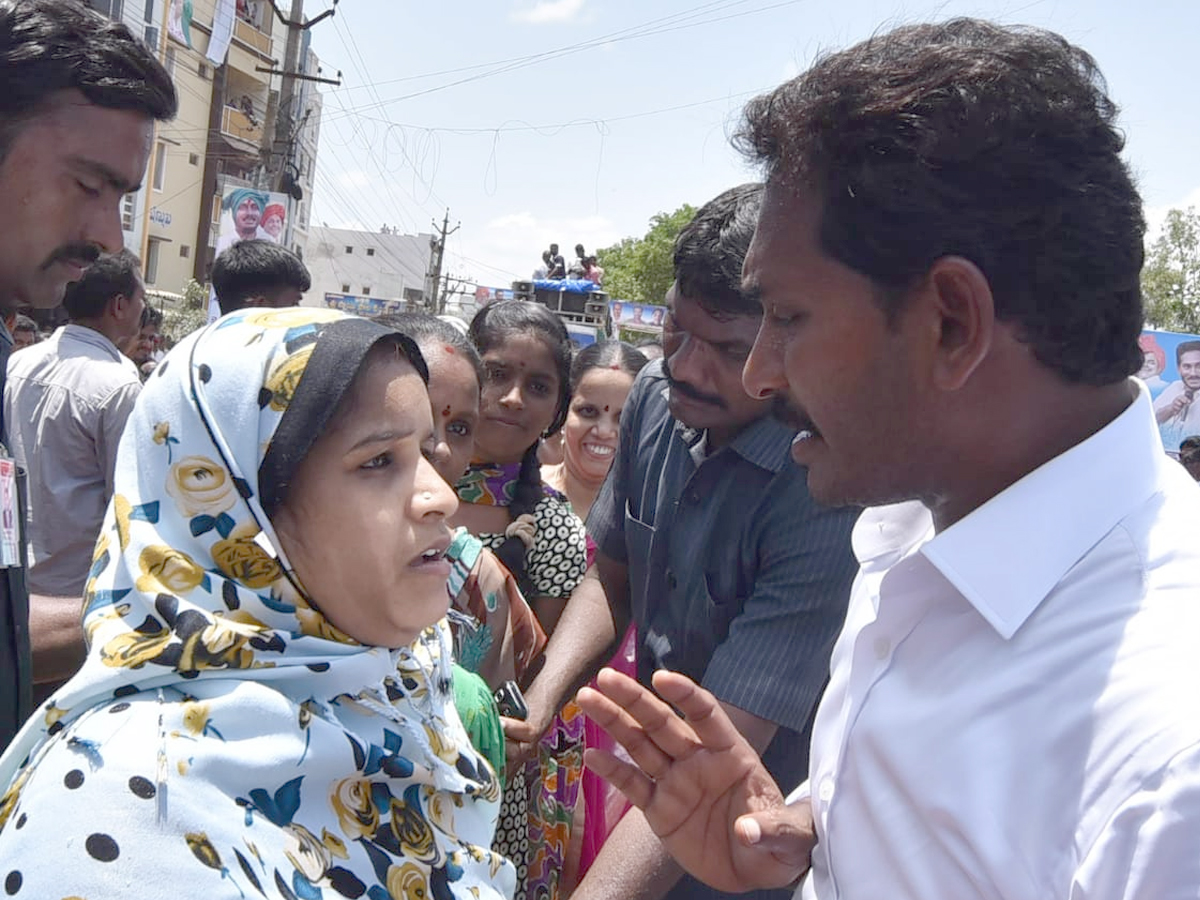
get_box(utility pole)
[426,209,459,314]
[193,62,229,283]
[259,0,341,245]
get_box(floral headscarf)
[0,308,514,899]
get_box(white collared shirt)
[4,325,141,595]
[798,380,1200,900]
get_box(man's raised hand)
[576,668,815,893]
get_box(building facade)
[143,0,324,295]
[303,226,434,313]
[288,43,324,261]
[85,0,168,261]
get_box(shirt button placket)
[873,637,891,662]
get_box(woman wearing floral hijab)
[0,308,514,899]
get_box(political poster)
[215,186,290,258]
[474,286,514,306]
[609,299,666,333]
[1139,329,1200,456]
[168,0,193,47]
[323,293,407,317]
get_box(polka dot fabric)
[0,309,515,899]
[475,495,587,900]
[478,496,587,601]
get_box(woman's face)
[563,367,634,485]
[236,198,262,235]
[272,352,458,648]
[474,332,562,464]
[420,342,480,484]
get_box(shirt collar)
[852,501,934,573]
[672,412,795,473]
[60,323,126,362]
[726,413,799,473]
[920,379,1164,639]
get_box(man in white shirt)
[576,18,1200,900]
[6,250,144,599]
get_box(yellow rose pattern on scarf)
[0,308,514,899]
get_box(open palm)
[577,668,814,893]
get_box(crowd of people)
[0,2,1198,900]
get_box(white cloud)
[1145,186,1200,239]
[511,0,585,25]
[487,212,537,230]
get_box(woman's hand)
[576,667,816,894]
[500,706,552,779]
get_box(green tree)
[1142,207,1200,333]
[158,279,209,343]
[598,204,696,305]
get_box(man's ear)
[110,293,131,320]
[923,256,994,392]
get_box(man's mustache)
[41,243,101,272]
[662,357,726,409]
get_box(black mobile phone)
[494,680,528,721]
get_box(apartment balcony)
[233,16,272,56]
[221,105,262,144]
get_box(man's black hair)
[1175,340,1200,366]
[211,240,311,314]
[63,249,141,320]
[735,18,1144,385]
[11,313,36,334]
[0,0,177,156]
[140,305,163,329]
[672,182,764,319]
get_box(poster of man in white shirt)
[1151,337,1200,454]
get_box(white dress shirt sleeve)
[97,381,142,501]
[1071,740,1200,900]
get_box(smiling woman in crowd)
[542,340,648,522]
[0,308,514,899]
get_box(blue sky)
[308,0,1200,291]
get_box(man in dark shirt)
[0,0,176,750]
[547,242,567,279]
[509,184,859,900]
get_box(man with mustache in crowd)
[578,18,1200,900]
[122,304,163,380]
[507,184,859,900]
[215,188,269,255]
[0,0,176,749]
